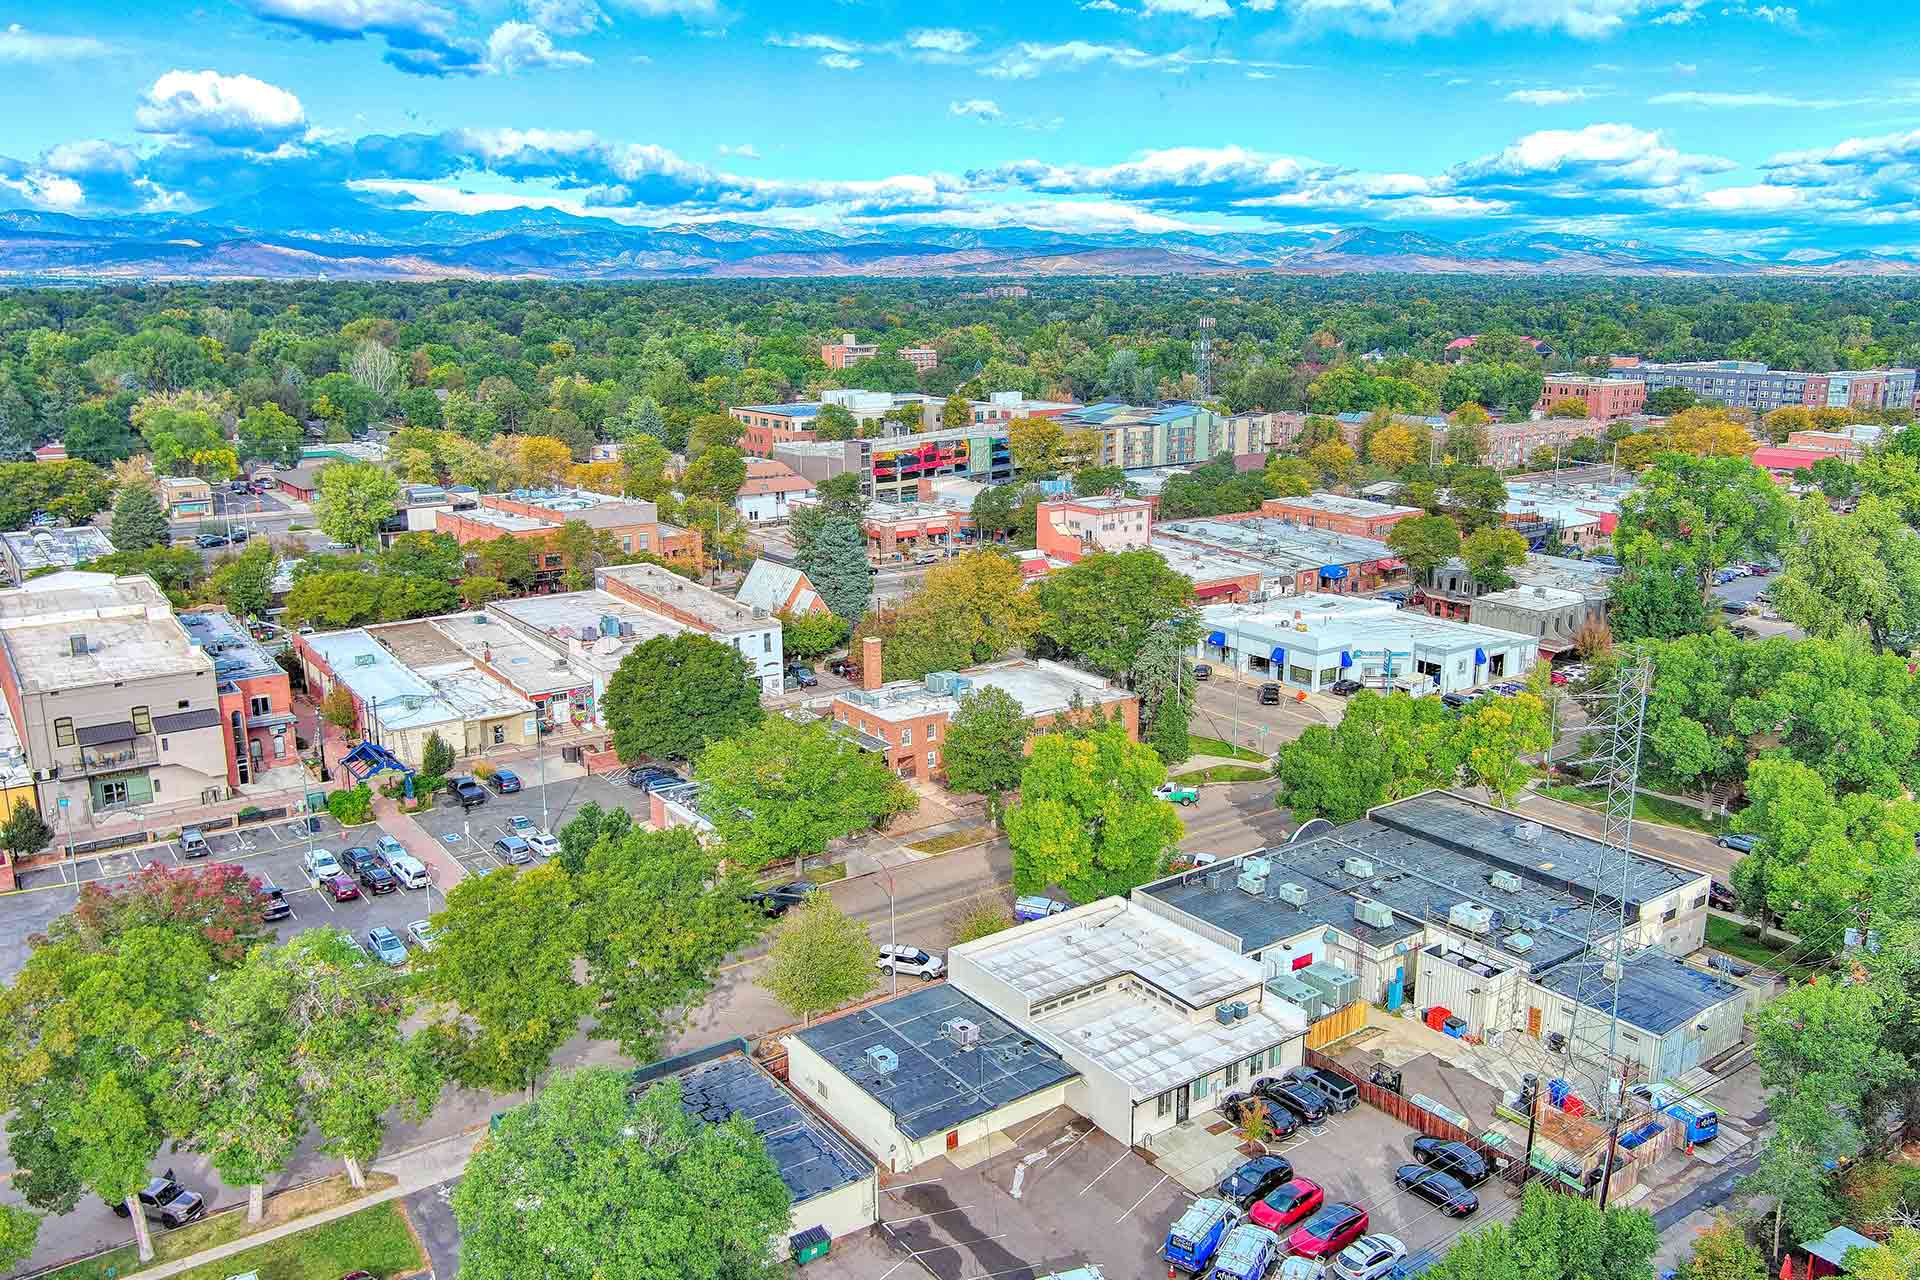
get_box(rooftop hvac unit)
[620,621,636,637]
[1449,902,1495,935]
[1231,1001,1250,1021]
[1215,1005,1235,1026]
[598,615,620,637]
[1243,855,1273,880]
[925,672,956,694]
[1353,898,1395,929]
[950,677,974,696]
[865,1045,899,1075]
[1513,821,1541,843]
[1272,881,1310,908]
[1265,975,1325,1021]
[943,1018,980,1049]
[1343,857,1375,879]
[1489,870,1524,893]
[1506,932,1535,954]
[1300,961,1359,1010]
[1237,869,1268,897]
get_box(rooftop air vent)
[943,1018,979,1049]
[1449,902,1495,935]
[1353,898,1395,929]
[1506,933,1535,954]
[1342,857,1374,879]
[1513,821,1541,843]
[1273,882,1309,908]
[1489,870,1524,893]
[68,635,89,656]
[864,1045,899,1075]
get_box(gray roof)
[792,985,1077,1140]
[736,560,809,615]
[1533,952,1743,1035]
[179,611,280,681]
[155,708,220,733]
[666,1055,871,1203]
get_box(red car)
[1248,1177,1323,1233]
[327,873,361,902]
[1289,1202,1369,1259]
[1550,669,1570,686]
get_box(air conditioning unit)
[1242,855,1273,880]
[1449,902,1495,935]
[1215,1005,1235,1026]
[1237,870,1268,897]
[1513,821,1541,843]
[1489,870,1524,893]
[1342,857,1375,879]
[865,1045,899,1074]
[1273,881,1309,907]
[1231,1001,1250,1021]
[943,1018,979,1049]
[1353,898,1395,929]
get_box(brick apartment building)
[1033,495,1154,564]
[820,334,879,369]
[1536,376,1646,420]
[1258,493,1422,539]
[438,490,702,567]
[898,347,938,372]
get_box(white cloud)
[0,23,111,61]
[1505,88,1588,105]
[526,0,607,35]
[1281,0,1663,38]
[1671,61,1697,72]
[907,27,978,55]
[717,143,760,159]
[608,0,717,15]
[819,52,862,69]
[485,21,592,71]
[949,98,1003,121]
[1081,0,1127,9]
[766,32,862,52]
[1247,70,1274,78]
[135,70,307,147]
[1143,0,1234,16]
[1649,90,1861,109]
[981,40,1158,79]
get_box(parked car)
[366,927,408,967]
[912,549,945,565]
[1334,1234,1408,1280]
[325,873,360,902]
[487,769,522,794]
[1259,682,1283,704]
[1440,692,1475,711]
[1216,1155,1294,1208]
[785,664,819,688]
[1212,1223,1285,1280]
[1155,783,1199,806]
[1549,669,1571,686]
[259,882,291,921]
[376,834,406,861]
[1248,1177,1324,1233]
[1377,591,1408,604]
[827,658,862,680]
[527,830,560,858]
[406,920,438,951]
[1716,833,1758,853]
[1410,1137,1491,1186]
[448,777,488,809]
[194,533,229,549]
[387,853,430,889]
[303,848,343,881]
[1329,679,1364,697]
[876,944,945,980]
[1222,1092,1300,1140]
[111,1174,206,1228]
[340,847,377,876]
[357,862,397,894]
[1013,895,1071,921]
[1393,1165,1479,1217]
[1288,1203,1370,1260]
[1708,879,1739,911]
[493,835,534,865]
[1282,1066,1360,1113]
[1191,663,1211,681]
[1256,1077,1330,1125]
[626,765,681,792]
[505,814,536,835]
[228,527,249,543]
[747,880,816,916]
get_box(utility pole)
[1520,1077,1541,1190]
[1596,1108,1624,1209]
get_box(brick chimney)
[862,635,884,691]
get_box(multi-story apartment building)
[1258,493,1421,539]
[1033,496,1154,564]
[733,389,1077,459]
[1056,402,1233,470]
[1612,361,1918,413]
[1536,376,1645,419]
[0,576,297,825]
[820,333,878,369]
[898,347,939,372]
[777,426,1018,504]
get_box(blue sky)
[2,0,1918,254]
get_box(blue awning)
[1340,651,1353,669]
[1207,630,1226,646]
[1319,565,1348,580]
[1270,646,1286,666]
[1474,647,1487,665]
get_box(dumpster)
[791,1226,831,1264]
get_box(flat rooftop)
[1477,584,1586,613]
[0,575,210,691]
[303,629,463,731]
[792,985,1077,1141]
[967,901,1260,1008]
[1155,517,1394,571]
[839,659,1130,725]
[1045,988,1307,1099]
[178,611,280,682]
[1534,952,1743,1035]
[454,507,558,533]
[647,1054,873,1203]
[493,489,659,530]
[3,527,114,575]
[427,613,583,696]
[1199,594,1534,658]
[1268,493,1421,520]
[490,588,683,651]
[597,563,770,634]
[737,402,821,418]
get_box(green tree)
[134,395,227,477]
[604,633,764,764]
[313,461,400,551]
[1609,538,1714,641]
[942,686,1030,827]
[1776,497,1920,654]
[553,800,633,877]
[1072,464,1134,497]
[109,482,170,552]
[1035,549,1197,676]
[789,472,866,561]
[415,863,589,1098]
[0,1204,40,1273]
[1423,1183,1657,1280]
[1132,623,1195,766]
[209,541,276,618]
[236,403,303,468]
[62,403,137,467]
[779,609,849,661]
[1617,455,1790,600]
[1007,719,1184,903]
[1276,690,1463,823]
[693,717,916,874]
[577,825,760,1057]
[320,684,358,733]
[1456,690,1553,805]
[800,516,873,622]
[761,891,877,1025]
[421,731,455,779]
[942,394,971,430]
[451,1069,792,1280]
[1386,514,1463,583]
[1679,1218,1766,1280]
[0,803,53,863]
[1646,385,1697,415]
[1461,525,1529,593]
[1265,455,1317,497]
[811,402,857,442]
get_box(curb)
[1519,789,1727,842]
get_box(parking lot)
[411,770,645,877]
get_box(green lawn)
[1175,764,1273,784]
[1705,916,1800,970]
[1187,735,1268,763]
[1537,783,1731,835]
[44,1201,423,1280]
[908,826,996,854]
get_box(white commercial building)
[1193,593,1538,694]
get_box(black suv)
[1221,1092,1300,1140]
[448,777,488,809]
[1255,1077,1330,1125]
[746,880,817,917]
[1329,679,1364,697]
[626,765,681,793]
[1411,1137,1491,1186]
[785,664,818,688]
[1217,1155,1294,1207]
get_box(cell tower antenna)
[1195,315,1216,397]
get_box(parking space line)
[1113,1172,1169,1224]
[1038,1124,1094,1175]
[1078,1151,1130,1197]
[881,1178,946,1194]
[884,1207,973,1224]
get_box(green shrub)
[472,761,496,781]
[326,785,374,826]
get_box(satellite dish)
[1290,818,1334,844]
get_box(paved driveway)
[411,773,640,875]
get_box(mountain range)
[3,188,1917,282]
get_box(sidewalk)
[129,1130,483,1280]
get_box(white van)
[876,944,945,980]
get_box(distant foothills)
[4,185,1918,283]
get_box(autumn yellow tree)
[1663,408,1756,459]
[1307,440,1358,487]
[1762,406,1815,442]
[1545,398,1591,419]
[1367,422,1419,470]
[568,461,628,496]
[879,550,1040,682]
[505,435,574,489]
[1451,402,1491,427]
[1615,432,1663,470]
[1266,455,1316,497]
[1007,415,1067,476]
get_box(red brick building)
[1536,376,1646,420]
[1259,493,1422,539]
[820,333,878,369]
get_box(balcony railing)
[71,739,159,777]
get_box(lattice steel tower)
[1195,315,1216,396]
